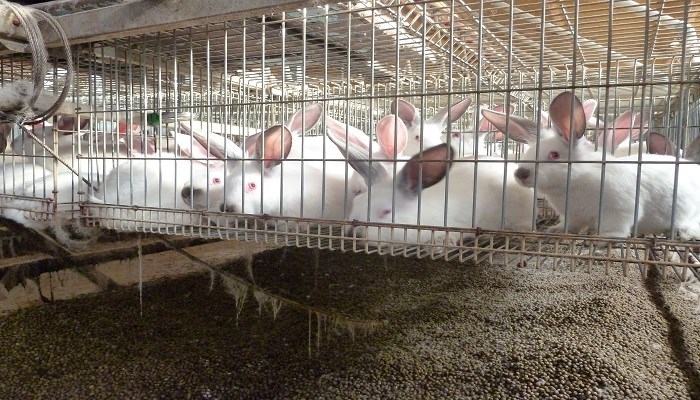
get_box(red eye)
[414,135,420,141]
[246,182,256,192]
[213,177,221,184]
[548,151,560,160]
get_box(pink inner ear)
[258,125,293,169]
[326,117,370,152]
[548,92,586,142]
[394,99,418,127]
[477,116,492,133]
[376,115,407,157]
[286,103,323,136]
[581,99,598,122]
[609,110,638,149]
[244,132,261,156]
[493,131,504,141]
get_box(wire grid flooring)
[78,202,700,279]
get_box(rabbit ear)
[582,99,598,122]
[685,135,700,162]
[428,97,472,130]
[177,134,224,168]
[325,115,371,155]
[548,91,587,144]
[325,116,387,184]
[632,112,649,141]
[478,104,514,138]
[179,121,243,162]
[375,114,408,158]
[480,108,539,144]
[244,132,262,157]
[285,103,323,136]
[598,110,644,151]
[646,132,677,156]
[255,125,293,170]
[338,137,389,187]
[397,143,454,196]
[391,99,421,129]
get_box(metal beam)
[35,0,316,47]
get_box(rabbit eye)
[213,177,221,184]
[414,135,420,141]
[381,209,391,217]
[246,182,256,192]
[548,151,560,160]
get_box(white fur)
[3,172,100,247]
[221,125,348,229]
[89,131,230,232]
[512,92,700,239]
[394,98,472,157]
[347,147,535,246]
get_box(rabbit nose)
[220,203,238,213]
[514,167,530,181]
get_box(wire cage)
[0,0,698,276]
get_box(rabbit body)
[224,159,348,222]
[347,146,535,245]
[509,92,700,239]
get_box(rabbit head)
[220,124,293,215]
[392,97,471,156]
[177,122,243,211]
[326,113,408,197]
[481,91,597,192]
[346,143,454,243]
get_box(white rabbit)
[483,91,700,240]
[0,160,49,194]
[325,114,409,198]
[89,131,229,232]
[178,121,244,213]
[219,123,348,228]
[344,143,535,246]
[3,171,100,247]
[240,103,350,183]
[393,97,472,156]
[10,115,125,179]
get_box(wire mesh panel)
[0,0,698,275]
